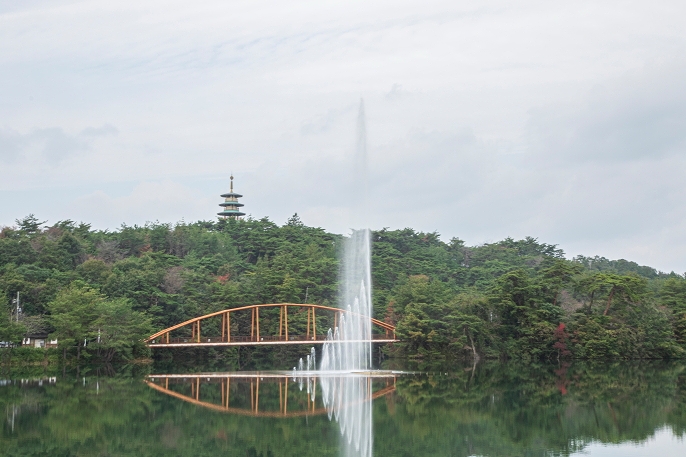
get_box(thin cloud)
[1,1,686,272]
[81,124,119,137]
[526,63,686,165]
[0,129,26,163]
[0,123,119,166]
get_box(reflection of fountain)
[287,369,391,457]
[321,375,373,457]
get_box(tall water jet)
[354,98,369,225]
[319,230,372,372]
[321,98,373,372]
[295,99,375,457]
[304,235,373,370]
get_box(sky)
[1,0,686,273]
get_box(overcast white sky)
[1,0,686,272]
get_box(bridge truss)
[145,303,397,347]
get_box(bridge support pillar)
[221,312,231,342]
[306,307,317,341]
[251,309,254,340]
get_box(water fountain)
[292,100,375,457]
[320,229,373,372]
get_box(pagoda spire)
[218,175,245,219]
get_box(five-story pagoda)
[217,175,245,219]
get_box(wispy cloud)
[0,124,119,164]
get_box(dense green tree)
[15,214,46,235]
[47,283,101,362]
[539,259,582,306]
[0,308,25,345]
[92,298,154,361]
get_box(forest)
[1,213,686,364]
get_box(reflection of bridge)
[145,372,397,417]
[145,303,397,347]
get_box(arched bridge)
[145,303,398,347]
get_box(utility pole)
[304,286,309,303]
[11,292,20,323]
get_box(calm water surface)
[2,361,686,456]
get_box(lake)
[1,361,685,456]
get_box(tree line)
[1,213,686,363]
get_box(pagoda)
[217,175,246,219]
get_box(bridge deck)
[149,338,398,347]
[147,371,401,379]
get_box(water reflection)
[320,375,374,457]
[147,371,396,457]
[146,372,395,420]
[2,363,686,456]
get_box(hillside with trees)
[1,214,686,364]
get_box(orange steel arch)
[144,374,396,418]
[145,303,397,347]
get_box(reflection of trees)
[0,375,340,457]
[1,363,685,456]
[376,362,686,456]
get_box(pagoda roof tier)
[218,210,246,217]
[220,192,243,198]
[219,201,244,207]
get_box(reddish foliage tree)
[553,322,572,360]
[385,300,398,326]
